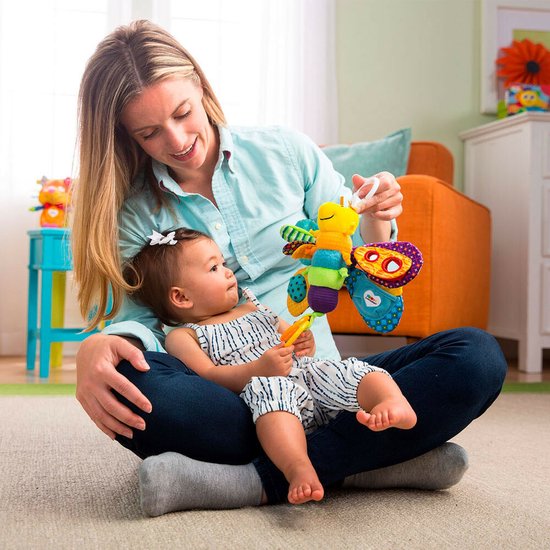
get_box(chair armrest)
[407,142,454,185]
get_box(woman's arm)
[166,328,294,393]
[76,309,167,440]
[75,333,152,439]
[287,130,401,245]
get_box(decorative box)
[505,84,550,116]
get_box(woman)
[72,20,507,516]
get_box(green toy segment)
[307,266,348,290]
[280,224,315,243]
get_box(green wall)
[336,0,495,188]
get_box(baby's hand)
[293,329,316,357]
[256,343,294,377]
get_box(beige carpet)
[0,393,549,550]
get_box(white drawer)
[544,128,550,179]
[543,262,550,335]
[544,184,550,258]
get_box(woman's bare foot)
[356,396,417,431]
[286,460,325,504]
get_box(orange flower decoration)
[496,39,550,86]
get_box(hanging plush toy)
[29,176,72,227]
[279,192,423,345]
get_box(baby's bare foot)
[286,461,324,505]
[356,397,417,432]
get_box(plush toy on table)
[29,176,72,227]
[279,182,423,345]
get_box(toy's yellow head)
[518,90,538,107]
[317,200,359,235]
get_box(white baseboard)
[0,330,26,355]
[335,334,550,362]
[334,334,407,359]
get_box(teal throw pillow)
[323,128,412,189]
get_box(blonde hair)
[72,20,226,329]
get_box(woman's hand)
[351,172,403,220]
[352,172,403,242]
[75,333,152,440]
[293,329,316,357]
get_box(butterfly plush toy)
[279,197,423,345]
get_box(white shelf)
[461,113,550,373]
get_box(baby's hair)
[124,227,210,326]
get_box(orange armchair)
[327,141,491,339]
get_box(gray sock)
[139,452,264,517]
[343,442,469,491]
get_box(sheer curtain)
[0,0,337,354]
[258,0,338,144]
[0,1,123,354]
[165,0,337,144]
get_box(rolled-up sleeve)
[102,320,166,352]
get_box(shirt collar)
[218,125,235,173]
[151,125,235,196]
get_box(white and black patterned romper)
[183,288,389,434]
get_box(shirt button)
[214,223,222,230]
[241,255,249,264]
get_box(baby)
[124,227,417,505]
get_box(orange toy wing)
[352,242,422,289]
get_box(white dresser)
[460,113,550,373]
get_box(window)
[0,0,121,353]
[162,0,337,141]
[0,0,336,354]
[0,2,117,198]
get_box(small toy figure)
[505,84,550,116]
[30,176,72,227]
[280,197,423,344]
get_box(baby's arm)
[166,328,294,393]
[277,318,316,357]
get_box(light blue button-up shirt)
[103,125,396,360]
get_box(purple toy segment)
[352,241,423,289]
[308,285,339,313]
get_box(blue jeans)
[114,327,507,503]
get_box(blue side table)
[26,228,97,378]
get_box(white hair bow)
[147,230,177,246]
